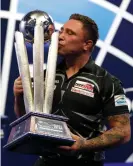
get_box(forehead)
[63,19,84,33]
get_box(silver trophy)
[4,10,74,155]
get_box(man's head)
[58,13,99,57]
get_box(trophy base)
[4,112,75,155]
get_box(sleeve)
[102,74,129,117]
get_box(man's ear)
[83,40,93,51]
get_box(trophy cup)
[4,10,74,155]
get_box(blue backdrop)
[1,0,133,166]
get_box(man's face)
[58,19,88,57]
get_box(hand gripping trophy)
[4,10,74,155]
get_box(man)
[14,14,131,166]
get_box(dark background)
[1,0,133,166]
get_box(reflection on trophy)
[4,10,74,155]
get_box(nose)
[59,30,65,41]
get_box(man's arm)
[14,76,26,118]
[81,113,131,152]
[81,75,131,152]
[60,113,131,153]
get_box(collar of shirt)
[57,56,95,73]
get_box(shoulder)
[92,63,120,83]
[91,62,107,77]
[90,62,122,90]
[92,62,122,84]
[91,63,125,98]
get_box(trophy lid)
[19,10,54,43]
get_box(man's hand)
[13,76,26,117]
[59,133,86,155]
[13,76,23,97]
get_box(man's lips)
[58,43,64,47]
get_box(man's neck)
[65,53,91,78]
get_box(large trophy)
[4,10,74,155]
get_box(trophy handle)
[43,32,59,114]
[14,32,34,113]
[33,24,44,113]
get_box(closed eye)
[66,28,76,35]
[59,27,76,36]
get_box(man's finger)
[15,86,23,89]
[59,145,71,150]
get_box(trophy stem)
[33,25,44,113]
[15,32,34,113]
[43,32,59,114]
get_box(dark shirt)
[52,57,128,137]
[36,57,129,165]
